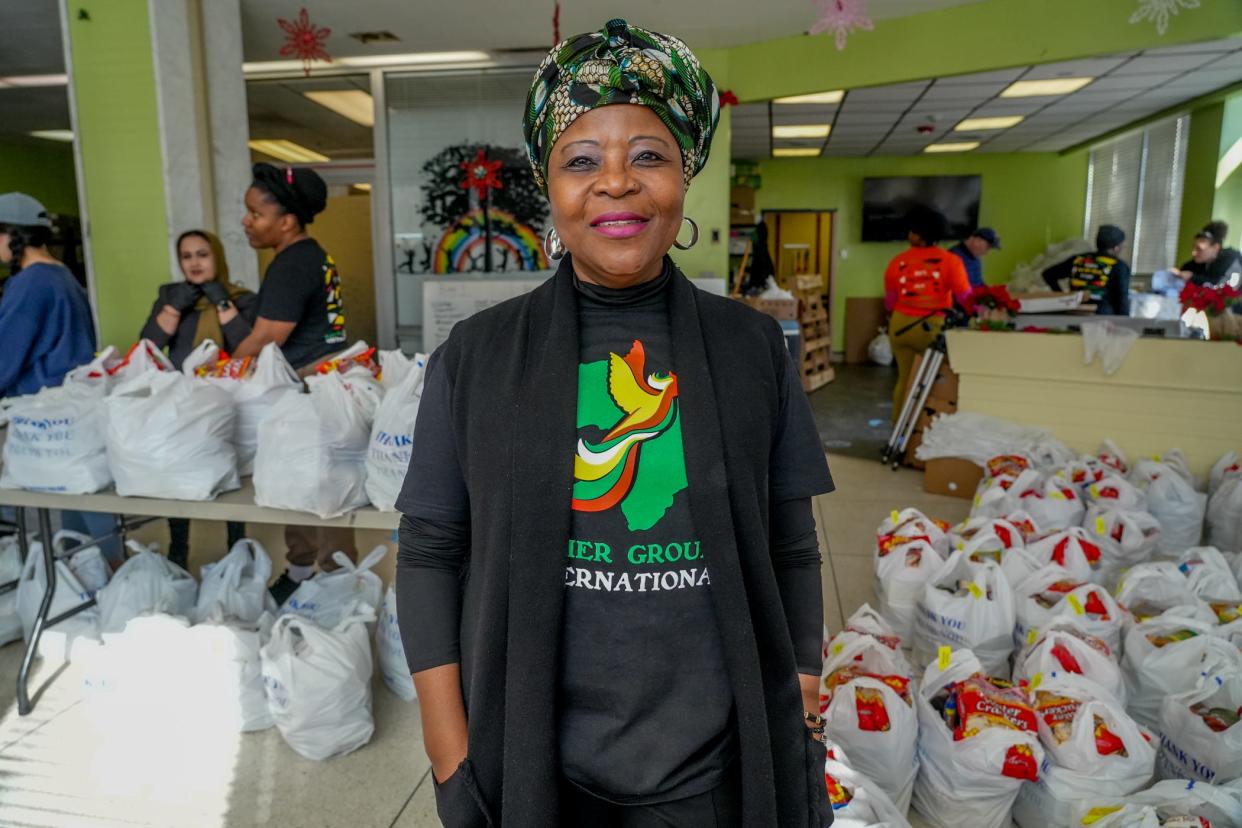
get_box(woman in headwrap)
[228,163,356,601]
[396,20,833,828]
[138,229,252,570]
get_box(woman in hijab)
[396,19,833,828]
[138,229,252,570]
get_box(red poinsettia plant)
[1180,281,1242,316]
[963,285,1021,315]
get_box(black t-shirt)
[1181,247,1242,287]
[395,263,833,804]
[257,237,347,368]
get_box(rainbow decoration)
[432,208,548,273]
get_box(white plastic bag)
[15,537,94,640]
[824,757,912,827]
[1117,562,1214,627]
[1176,547,1242,602]
[911,649,1043,828]
[1082,474,1147,512]
[1014,622,1127,705]
[1131,460,1207,556]
[253,372,371,518]
[260,611,375,761]
[104,370,239,500]
[1157,671,1242,785]
[868,330,893,366]
[365,353,427,511]
[185,617,274,732]
[1014,471,1087,532]
[376,585,416,702]
[1024,528,1104,585]
[1012,569,1125,655]
[0,376,111,494]
[96,542,198,634]
[913,552,1015,675]
[51,530,110,596]
[821,632,917,811]
[1012,674,1155,828]
[280,546,387,630]
[1081,321,1139,375]
[1207,463,1242,553]
[874,539,945,642]
[1122,615,1242,730]
[876,508,950,556]
[1071,779,1242,827]
[1084,506,1163,586]
[193,539,277,625]
[1209,452,1240,496]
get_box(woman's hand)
[800,673,824,742]
[414,664,471,783]
[156,306,181,336]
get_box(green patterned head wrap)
[523,18,719,193]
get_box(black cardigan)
[401,257,832,827]
[138,283,258,369]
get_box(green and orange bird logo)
[572,340,688,531]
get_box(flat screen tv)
[861,175,981,242]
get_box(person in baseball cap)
[0,192,96,397]
[948,227,1001,289]
[1042,224,1132,316]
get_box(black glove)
[164,281,203,314]
[200,280,231,308]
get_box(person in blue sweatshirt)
[0,192,96,397]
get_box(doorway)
[764,210,835,296]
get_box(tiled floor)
[0,452,965,827]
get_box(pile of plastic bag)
[365,351,427,512]
[859,438,1242,827]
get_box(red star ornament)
[459,148,504,199]
[278,8,332,77]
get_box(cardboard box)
[923,457,983,499]
[743,296,799,321]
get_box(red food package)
[954,676,1038,742]
[825,770,852,809]
[1051,535,1102,568]
[314,346,380,379]
[1049,643,1084,674]
[824,667,912,705]
[854,686,891,732]
[1002,743,1039,781]
[195,354,254,380]
[987,455,1031,479]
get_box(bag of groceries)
[1156,670,1242,785]
[1071,778,1242,827]
[1023,527,1105,585]
[1131,459,1207,556]
[184,616,274,732]
[1207,456,1242,553]
[253,371,371,518]
[105,369,239,500]
[1012,672,1156,828]
[913,552,1015,676]
[821,626,917,811]
[1122,615,1242,730]
[1116,562,1215,628]
[96,542,198,634]
[1013,471,1087,532]
[365,353,427,511]
[1013,620,1127,705]
[280,546,387,630]
[1083,506,1163,588]
[376,585,416,702]
[0,370,112,494]
[824,756,913,827]
[193,539,277,625]
[1012,569,1124,655]
[911,648,1043,828]
[1082,473,1147,512]
[874,539,945,642]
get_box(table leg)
[16,508,57,716]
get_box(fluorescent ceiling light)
[29,130,73,142]
[772,124,831,139]
[352,183,372,192]
[0,74,68,87]
[247,139,330,163]
[244,51,492,74]
[955,115,1024,131]
[773,90,844,105]
[304,90,374,127]
[773,147,821,157]
[923,141,980,153]
[1001,77,1094,98]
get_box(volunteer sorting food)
[396,18,833,827]
[138,229,252,570]
[230,163,357,600]
[1176,219,1242,288]
[1042,224,1132,316]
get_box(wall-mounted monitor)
[861,175,982,242]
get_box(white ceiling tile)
[771,109,837,125]
[1140,38,1242,56]
[971,98,1049,115]
[1113,54,1220,75]
[1025,57,1129,80]
[847,87,929,103]
[921,82,1006,101]
[1204,51,1242,70]
[1086,75,1169,92]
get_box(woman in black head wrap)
[230,163,357,601]
[229,163,347,370]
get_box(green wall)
[0,141,78,216]
[756,151,1088,350]
[671,49,730,282]
[67,0,169,349]
[1214,95,1242,246]
[1181,103,1225,259]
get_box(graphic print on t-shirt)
[572,339,688,531]
[323,254,346,345]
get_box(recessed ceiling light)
[243,51,492,75]
[29,130,73,142]
[1001,77,1094,98]
[352,183,373,192]
[773,147,822,157]
[773,90,844,105]
[955,116,1024,131]
[304,90,374,127]
[772,124,832,139]
[247,139,330,163]
[0,74,68,87]
[923,141,980,153]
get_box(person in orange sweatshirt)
[883,208,972,416]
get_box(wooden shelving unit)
[793,274,833,392]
